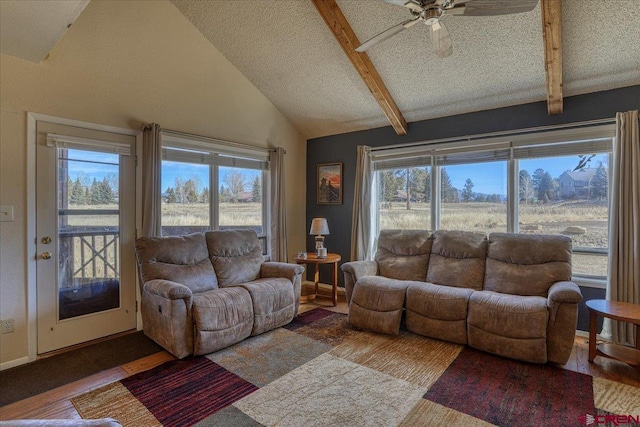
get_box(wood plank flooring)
[1,298,638,421]
[0,351,175,421]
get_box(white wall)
[0,0,306,366]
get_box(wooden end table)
[293,253,341,306]
[586,299,640,366]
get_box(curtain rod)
[161,128,277,153]
[371,117,616,152]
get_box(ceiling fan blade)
[430,21,453,58]
[355,18,420,52]
[444,6,467,15]
[460,0,539,16]
[383,0,423,11]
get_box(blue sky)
[445,154,608,195]
[161,161,261,193]
[64,150,609,197]
[65,152,261,194]
[65,150,118,183]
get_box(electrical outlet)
[1,319,14,334]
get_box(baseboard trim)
[0,356,30,371]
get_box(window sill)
[572,276,607,289]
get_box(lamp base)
[317,247,327,258]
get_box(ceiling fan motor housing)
[422,6,443,25]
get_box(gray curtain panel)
[141,123,162,237]
[350,145,375,261]
[606,110,639,346]
[269,147,288,262]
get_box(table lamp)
[309,218,329,258]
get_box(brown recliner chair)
[135,229,304,358]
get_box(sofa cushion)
[467,290,548,363]
[426,230,487,290]
[349,276,408,335]
[468,291,548,338]
[192,286,253,355]
[375,230,432,281]
[238,278,296,336]
[206,229,263,287]
[136,233,218,293]
[405,281,474,344]
[484,233,572,297]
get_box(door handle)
[40,251,52,260]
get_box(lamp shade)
[309,218,329,235]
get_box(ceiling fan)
[355,0,540,58]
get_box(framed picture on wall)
[317,162,343,205]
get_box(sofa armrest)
[547,281,582,319]
[143,279,193,309]
[548,281,582,304]
[261,262,305,279]
[340,260,378,304]
[261,262,305,316]
[341,260,378,281]
[546,280,583,364]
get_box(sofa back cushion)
[375,230,432,281]
[426,230,488,290]
[484,233,572,297]
[206,229,263,286]
[135,233,218,293]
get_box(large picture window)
[160,135,269,253]
[371,124,614,281]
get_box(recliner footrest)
[348,276,408,335]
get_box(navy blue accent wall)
[577,286,607,332]
[305,85,639,331]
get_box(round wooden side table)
[586,299,640,366]
[293,253,341,306]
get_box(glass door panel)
[57,149,121,320]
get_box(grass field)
[161,202,263,227]
[380,200,609,277]
[65,200,609,277]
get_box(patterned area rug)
[72,309,640,427]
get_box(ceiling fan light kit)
[356,0,540,58]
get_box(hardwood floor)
[1,298,638,421]
[0,351,175,421]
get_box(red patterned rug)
[424,347,595,426]
[71,308,639,426]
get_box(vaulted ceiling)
[171,0,640,138]
[2,0,639,139]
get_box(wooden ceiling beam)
[541,0,563,114]
[312,0,408,135]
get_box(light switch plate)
[0,205,14,222]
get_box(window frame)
[160,134,270,255]
[371,123,615,283]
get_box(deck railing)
[58,228,119,288]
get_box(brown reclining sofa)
[341,230,582,364]
[135,229,304,358]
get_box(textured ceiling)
[172,0,640,139]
